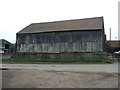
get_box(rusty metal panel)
[16,30,104,53]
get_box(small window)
[5,44,9,49]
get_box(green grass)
[113,54,120,58]
[1,57,113,63]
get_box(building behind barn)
[15,17,106,59]
[106,40,120,53]
[0,39,14,54]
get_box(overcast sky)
[0,0,119,43]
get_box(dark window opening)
[5,44,9,49]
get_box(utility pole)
[110,28,111,41]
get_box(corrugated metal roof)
[18,17,104,34]
[0,39,12,47]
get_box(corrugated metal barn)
[15,17,106,59]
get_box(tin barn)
[15,17,106,59]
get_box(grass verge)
[1,57,113,63]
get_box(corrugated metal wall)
[16,30,103,53]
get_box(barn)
[15,17,106,59]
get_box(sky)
[0,0,119,43]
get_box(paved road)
[1,63,118,73]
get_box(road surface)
[1,63,118,88]
[1,63,118,73]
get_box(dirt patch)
[2,69,118,88]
